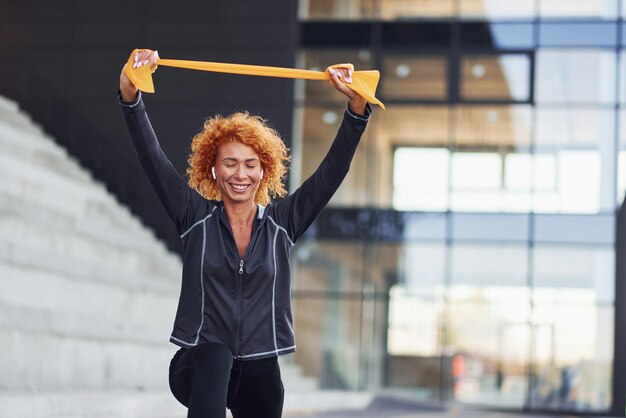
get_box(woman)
[119,49,371,418]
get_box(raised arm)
[119,49,192,234]
[275,66,371,242]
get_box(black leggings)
[169,343,284,418]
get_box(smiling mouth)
[230,183,250,193]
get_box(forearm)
[119,92,190,230]
[120,65,139,103]
[284,103,371,240]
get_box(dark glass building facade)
[288,0,624,414]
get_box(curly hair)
[186,112,290,206]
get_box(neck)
[224,200,257,227]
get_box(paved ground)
[283,396,617,418]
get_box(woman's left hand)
[328,66,367,116]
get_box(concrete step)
[0,240,179,296]
[0,96,45,136]
[0,198,180,271]
[0,192,171,261]
[0,151,113,206]
[0,329,178,391]
[0,216,180,279]
[0,264,177,335]
[0,152,175,260]
[0,122,93,184]
[0,183,159,252]
[0,389,183,418]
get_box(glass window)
[447,286,531,407]
[539,23,618,47]
[297,49,372,103]
[382,55,447,100]
[450,244,529,287]
[535,50,616,104]
[449,152,505,211]
[382,106,450,208]
[401,243,447,294]
[292,297,364,389]
[387,286,442,356]
[292,241,365,292]
[536,108,615,147]
[393,147,449,211]
[530,279,614,411]
[455,105,532,148]
[300,0,376,20]
[505,153,555,191]
[461,54,531,101]
[532,246,615,301]
[459,0,535,20]
[529,305,613,411]
[451,152,502,189]
[533,214,615,246]
[539,0,618,20]
[535,108,616,214]
[451,213,530,242]
[380,0,455,19]
[460,23,534,49]
[295,106,372,206]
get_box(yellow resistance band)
[123,49,385,109]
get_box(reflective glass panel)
[535,108,616,214]
[292,297,364,389]
[450,244,529,287]
[532,246,615,302]
[447,245,530,406]
[455,105,532,148]
[300,0,376,20]
[393,147,449,211]
[381,105,450,209]
[383,55,447,99]
[295,106,372,206]
[539,23,618,47]
[539,0,618,19]
[380,0,455,19]
[459,0,535,19]
[447,285,531,407]
[535,50,616,104]
[461,55,530,101]
[292,240,365,292]
[530,246,615,411]
[297,49,372,103]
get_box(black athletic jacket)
[120,92,370,360]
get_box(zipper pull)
[239,260,244,275]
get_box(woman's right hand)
[119,49,159,102]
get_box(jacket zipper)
[234,259,244,357]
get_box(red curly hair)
[186,112,290,206]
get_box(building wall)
[291,1,623,414]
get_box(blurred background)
[0,0,625,417]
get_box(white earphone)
[260,169,264,179]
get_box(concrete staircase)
[0,95,184,418]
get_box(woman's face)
[214,141,263,206]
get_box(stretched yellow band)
[123,49,385,109]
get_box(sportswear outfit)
[119,91,370,417]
